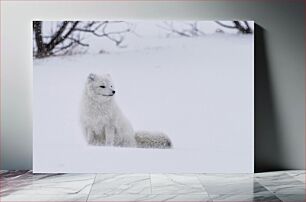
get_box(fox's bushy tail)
[135,131,172,149]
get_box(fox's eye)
[99,85,105,88]
[110,85,113,88]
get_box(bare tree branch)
[47,21,69,46]
[33,21,48,58]
[73,21,131,47]
[67,37,89,47]
[243,21,252,33]
[215,21,237,29]
[158,21,205,38]
[33,21,132,58]
[52,42,75,54]
[46,21,80,52]
[215,21,252,34]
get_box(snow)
[33,21,254,173]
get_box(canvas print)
[33,21,254,173]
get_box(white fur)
[80,73,172,148]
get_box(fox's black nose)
[112,90,116,94]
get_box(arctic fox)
[80,73,172,149]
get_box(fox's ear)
[88,73,96,81]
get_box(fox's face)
[86,73,116,101]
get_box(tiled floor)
[0,170,305,201]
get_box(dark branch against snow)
[33,21,132,58]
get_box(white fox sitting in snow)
[80,73,172,149]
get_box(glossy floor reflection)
[0,170,305,201]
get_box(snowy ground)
[33,25,254,173]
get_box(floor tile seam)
[86,174,97,202]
